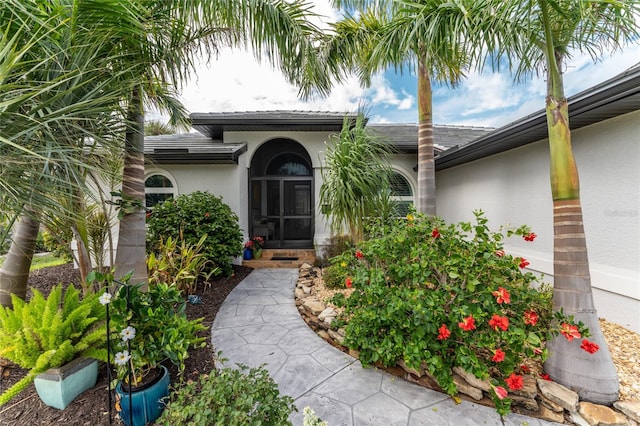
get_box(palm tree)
[315,0,494,216]
[109,0,329,284]
[492,0,638,404]
[320,114,394,243]
[0,0,139,306]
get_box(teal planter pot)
[34,357,99,410]
[116,365,170,426]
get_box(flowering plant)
[250,235,264,251]
[91,271,205,387]
[330,211,595,415]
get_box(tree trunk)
[114,88,148,286]
[416,59,436,216]
[0,214,39,307]
[545,199,619,404]
[541,46,618,402]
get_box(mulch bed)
[0,263,252,426]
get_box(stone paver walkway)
[212,268,561,425]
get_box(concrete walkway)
[212,268,561,425]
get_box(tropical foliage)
[487,0,639,403]
[158,364,297,425]
[320,114,394,243]
[146,191,243,277]
[330,212,598,415]
[0,284,107,406]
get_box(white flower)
[99,292,112,305]
[120,326,136,341]
[114,350,130,365]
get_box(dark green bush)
[158,364,296,425]
[146,191,243,276]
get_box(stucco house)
[143,66,639,332]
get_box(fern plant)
[0,284,107,406]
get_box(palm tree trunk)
[541,40,618,403]
[114,88,148,286]
[0,214,39,307]
[416,59,436,216]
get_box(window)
[145,173,175,208]
[389,172,414,217]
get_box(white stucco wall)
[436,110,640,332]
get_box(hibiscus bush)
[330,211,597,415]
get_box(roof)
[369,124,493,154]
[191,110,357,139]
[436,65,640,170]
[145,133,246,164]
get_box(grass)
[0,252,67,270]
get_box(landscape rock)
[301,285,312,294]
[538,404,567,423]
[511,395,539,411]
[453,367,491,392]
[453,373,483,401]
[327,329,345,345]
[303,299,325,316]
[539,394,565,412]
[398,359,423,378]
[579,401,629,426]
[318,307,336,321]
[294,287,306,299]
[317,330,330,340]
[511,376,538,399]
[537,378,579,412]
[614,400,640,423]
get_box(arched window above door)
[266,153,311,176]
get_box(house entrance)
[250,140,313,249]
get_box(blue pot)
[115,365,170,426]
[243,247,253,260]
[34,357,98,410]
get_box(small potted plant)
[92,271,205,426]
[250,235,264,259]
[0,284,107,409]
[243,240,254,260]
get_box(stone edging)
[294,263,640,426]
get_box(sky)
[160,1,640,130]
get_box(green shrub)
[158,364,296,425]
[332,211,593,415]
[0,284,107,406]
[322,263,349,290]
[146,191,243,276]
[147,234,219,295]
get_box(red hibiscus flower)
[523,232,537,242]
[559,323,581,341]
[493,385,508,400]
[458,315,476,331]
[495,249,505,257]
[437,324,451,341]
[524,310,539,326]
[355,250,364,259]
[488,314,509,331]
[492,349,505,362]
[505,373,524,391]
[345,277,353,288]
[539,373,552,381]
[520,365,530,373]
[492,287,510,304]
[518,257,530,269]
[146,212,152,219]
[580,339,600,354]
[431,228,440,238]
[204,212,210,218]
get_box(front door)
[265,178,313,248]
[249,142,314,249]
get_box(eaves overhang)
[144,134,247,165]
[190,110,358,139]
[436,67,640,171]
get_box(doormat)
[270,256,298,261]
